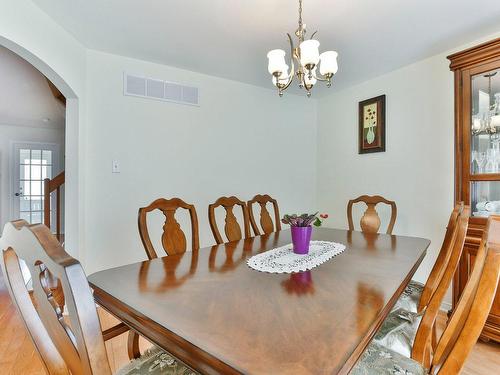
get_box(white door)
[11,142,61,225]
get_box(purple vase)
[291,226,312,254]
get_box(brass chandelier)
[472,72,500,135]
[267,0,338,97]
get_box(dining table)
[88,228,430,374]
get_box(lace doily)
[247,241,346,274]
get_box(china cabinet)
[448,37,500,342]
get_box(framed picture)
[358,95,386,154]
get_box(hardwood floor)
[0,268,498,374]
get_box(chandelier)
[472,72,500,135]
[267,0,338,97]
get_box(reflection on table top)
[89,228,430,375]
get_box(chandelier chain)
[298,0,303,29]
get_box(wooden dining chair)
[130,197,200,359]
[247,194,281,236]
[208,196,251,244]
[347,195,397,234]
[0,220,196,375]
[138,197,199,259]
[374,205,470,360]
[352,214,500,375]
[393,202,464,313]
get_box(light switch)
[112,160,120,173]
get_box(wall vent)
[124,73,199,106]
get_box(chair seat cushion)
[351,342,425,375]
[374,308,422,358]
[392,280,424,313]
[116,347,198,375]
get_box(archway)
[0,36,81,258]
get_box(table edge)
[90,283,242,375]
[90,235,431,375]
[338,239,430,374]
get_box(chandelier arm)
[313,71,334,82]
[277,62,295,91]
[310,31,318,40]
[287,32,296,66]
[312,71,329,82]
[275,33,296,91]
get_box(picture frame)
[358,95,386,154]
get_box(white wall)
[318,52,454,276]
[0,0,87,256]
[316,32,500,307]
[83,50,317,273]
[1,1,499,298]
[0,124,65,228]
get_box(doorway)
[0,35,79,256]
[11,142,62,227]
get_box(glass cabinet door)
[470,67,500,216]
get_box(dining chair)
[247,194,281,236]
[374,205,470,360]
[138,197,199,259]
[347,195,397,234]
[394,202,464,313]
[351,214,500,375]
[0,220,196,375]
[208,196,251,244]
[131,197,200,359]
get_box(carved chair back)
[138,197,199,259]
[428,215,500,374]
[347,195,397,234]
[0,221,111,375]
[208,196,251,244]
[417,202,464,312]
[410,206,470,367]
[247,194,281,236]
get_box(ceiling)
[0,46,65,128]
[32,0,500,96]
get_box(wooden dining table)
[88,228,430,374]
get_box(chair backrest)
[0,220,110,375]
[411,205,470,366]
[417,202,464,312]
[429,215,500,374]
[247,194,281,236]
[138,197,199,259]
[347,195,397,234]
[208,196,251,244]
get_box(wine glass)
[486,148,496,173]
[471,150,479,173]
[477,151,487,173]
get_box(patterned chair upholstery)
[391,280,424,313]
[371,280,424,358]
[351,342,425,375]
[116,347,197,375]
[374,308,422,358]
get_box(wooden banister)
[43,171,64,242]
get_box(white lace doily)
[247,241,346,274]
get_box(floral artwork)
[363,103,377,144]
[359,95,386,154]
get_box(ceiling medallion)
[267,0,338,97]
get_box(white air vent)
[126,75,146,96]
[124,73,199,106]
[146,78,164,99]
